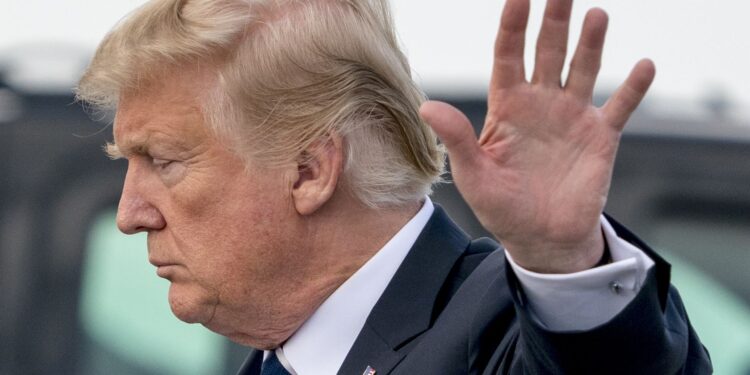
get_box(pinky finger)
[602,59,656,130]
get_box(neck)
[266,195,422,348]
[309,196,421,272]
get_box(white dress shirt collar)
[279,198,435,375]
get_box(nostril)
[116,186,166,233]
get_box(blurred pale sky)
[1,0,749,114]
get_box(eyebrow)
[104,142,150,160]
[104,142,124,160]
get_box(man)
[76,0,711,373]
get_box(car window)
[652,214,750,375]
[78,210,225,375]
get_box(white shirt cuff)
[505,216,656,331]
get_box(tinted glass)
[653,214,750,375]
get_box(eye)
[151,158,174,170]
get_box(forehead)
[113,68,214,154]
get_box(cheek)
[210,195,302,297]
[161,157,298,292]
[210,195,294,274]
[170,159,290,225]
[178,179,296,282]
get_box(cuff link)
[609,281,623,295]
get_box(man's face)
[112,68,307,346]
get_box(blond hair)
[77,0,445,208]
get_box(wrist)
[503,231,605,274]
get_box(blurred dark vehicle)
[1,83,748,375]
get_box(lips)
[149,257,179,277]
[155,265,177,279]
[148,256,176,268]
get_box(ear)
[291,135,344,215]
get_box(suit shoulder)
[433,237,502,319]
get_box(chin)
[167,282,217,324]
[201,308,297,349]
[212,325,290,350]
[225,333,280,350]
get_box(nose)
[116,164,166,234]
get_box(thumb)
[419,100,481,168]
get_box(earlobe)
[291,135,344,215]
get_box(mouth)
[149,258,178,278]
[155,265,177,279]
[149,258,174,267]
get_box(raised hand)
[420,0,655,273]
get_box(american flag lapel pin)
[362,366,376,375]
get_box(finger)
[419,101,481,169]
[490,0,530,89]
[602,59,656,130]
[565,8,608,99]
[531,0,573,86]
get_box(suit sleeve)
[505,215,655,331]
[500,217,713,375]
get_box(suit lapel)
[337,205,471,375]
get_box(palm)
[470,86,612,242]
[420,0,655,273]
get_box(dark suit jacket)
[237,206,712,374]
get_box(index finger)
[490,0,530,90]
